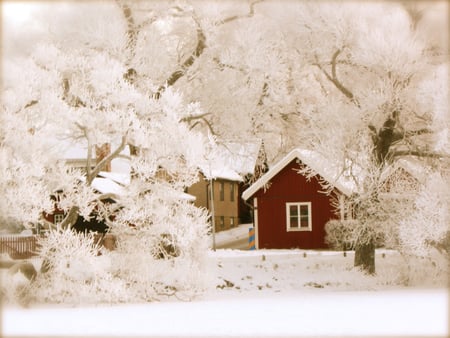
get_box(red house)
[242,149,355,249]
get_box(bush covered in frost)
[325,220,357,250]
[18,192,210,305]
[110,195,211,302]
[26,228,129,304]
[396,173,450,285]
[325,219,387,251]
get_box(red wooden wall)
[254,159,339,249]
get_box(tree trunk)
[59,206,80,230]
[354,238,375,274]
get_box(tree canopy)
[1,1,448,271]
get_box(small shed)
[242,149,354,249]
[379,157,427,197]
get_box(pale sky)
[1,1,447,61]
[2,1,35,25]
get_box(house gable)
[380,166,421,195]
[380,157,428,197]
[251,158,340,249]
[242,148,354,201]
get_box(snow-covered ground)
[214,223,250,249]
[2,248,448,337]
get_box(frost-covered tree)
[398,171,450,258]
[157,0,449,273]
[277,2,449,273]
[3,1,208,225]
[2,1,212,302]
[3,0,448,282]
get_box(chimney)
[95,143,111,172]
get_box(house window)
[286,202,312,231]
[54,213,65,225]
[230,183,235,202]
[219,182,224,201]
[219,216,225,229]
[230,217,235,227]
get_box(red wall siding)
[255,159,339,249]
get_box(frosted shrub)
[28,228,128,304]
[398,173,449,257]
[1,261,38,306]
[111,196,210,302]
[396,173,449,284]
[325,220,358,250]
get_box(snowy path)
[2,288,447,337]
[213,223,250,250]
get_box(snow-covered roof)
[91,177,125,196]
[62,142,95,160]
[59,140,131,174]
[173,191,196,202]
[242,148,357,200]
[380,157,429,184]
[202,167,243,182]
[199,139,261,181]
[98,171,130,186]
[88,176,195,202]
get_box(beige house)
[187,170,242,232]
[186,140,267,233]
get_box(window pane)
[300,205,309,216]
[289,205,298,216]
[300,205,309,227]
[54,214,64,224]
[300,218,309,228]
[220,182,224,201]
[290,217,299,228]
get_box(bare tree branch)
[404,128,433,138]
[220,0,264,24]
[258,82,269,106]
[24,100,39,109]
[87,136,128,185]
[212,57,246,73]
[179,112,211,124]
[314,49,360,107]
[62,78,86,108]
[392,149,449,159]
[74,122,94,180]
[116,1,137,65]
[180,112,216,134]
[59,206,80,230]
[154,13,206,99]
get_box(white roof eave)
[242,148,355,201]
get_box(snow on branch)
[219,0,264,24]
[88,136,128,185]
[154,11,206,99]
[313,49,359,107]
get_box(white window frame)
[286,202,312,232]
[54,213,65,225]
